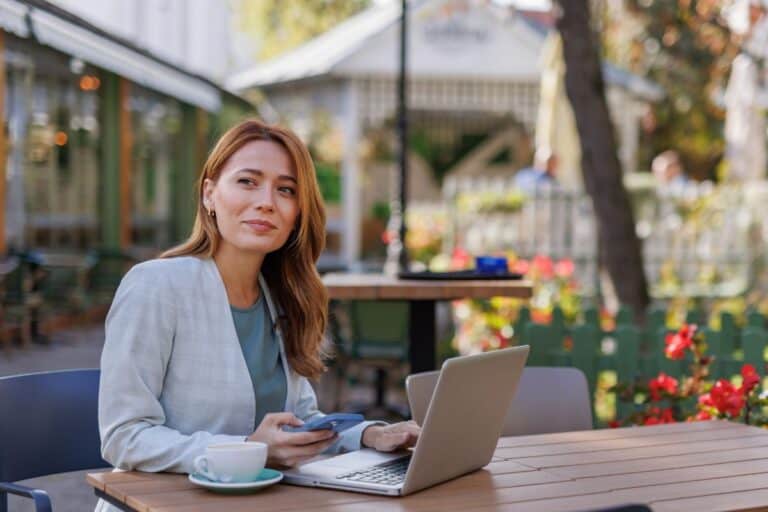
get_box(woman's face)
[203,140,300,256]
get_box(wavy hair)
[161,119,328,379]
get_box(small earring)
[208,208,216,218]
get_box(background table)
[322,273,533,372]
[88,421,768,511]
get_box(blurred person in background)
[651,150,689,188]
[514,147,558,192]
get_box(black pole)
[397,0,409,271]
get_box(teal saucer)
[188,468,283,493]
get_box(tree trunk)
[555,0,650,320]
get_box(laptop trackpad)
[293,449,403,477]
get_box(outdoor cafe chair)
[407,366,593,434]
[332,300,410,419]
[0,369,110,512]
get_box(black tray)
[397,270,524,281]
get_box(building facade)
[0,0,251,256]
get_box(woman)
[97,119,419,510]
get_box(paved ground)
[1,324,408,512]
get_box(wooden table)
[322,273,533,372]
[87,421,768,511]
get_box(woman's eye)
[238,178,255,186]
[279,187,297,196]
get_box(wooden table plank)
[652,488,768,512]
[547,445,768,479]
[495,425,762,459]
[495,419,739,448]
[507,432,768,469]
[322,273,533,300]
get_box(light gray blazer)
[98,256,378,475]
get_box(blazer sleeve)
[98,264,244,473]
[293,376,386,454]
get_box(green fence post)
[720,312,739,377]
[704,327,724,380]
[685,309,703,327]
[743,326,767,374]
[583,306,600,331]
[747,310,766,329]
[551,306,566,338]
[525,322,560,367]
[572,324,599,396]
[645,307,666,346]
[514,306,531,345]
[616,305,634,327]
[614,324,641,421]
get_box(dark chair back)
[0,369,109,483]
[348,301,409,359]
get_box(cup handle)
[193,455,218,481]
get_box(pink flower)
[532,255,554,279]
[511,259,530,275]
[554,259,575,279]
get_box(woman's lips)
[244,220,277,232]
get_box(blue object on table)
[282,413,365,433]
[475,256,509,275]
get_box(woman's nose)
[255,187,276,211]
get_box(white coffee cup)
[193,442,268,483]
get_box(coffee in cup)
[193,442,267,483]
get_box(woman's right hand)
[247,412,338,468]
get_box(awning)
[0,1,221,111]
[30,8,220,111]
[0,0,29,38]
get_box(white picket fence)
[439,177,764,298]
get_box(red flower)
[643,407,676,425]
[648,372,679,401]
[708,379,745,418]
[532,255,554,279]
[693,410,713,421]
[554,259,575,279]
[659,408,675,423]
[665,324,697,360]
[740,364,761,396]
[608,420,622,428]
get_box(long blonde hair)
[162,119,328,380]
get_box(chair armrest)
[0,481,52,512]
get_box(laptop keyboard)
[336,456,411,486]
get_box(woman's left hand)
[362,421,421,452]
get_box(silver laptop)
[282,345,529,496]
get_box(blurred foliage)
[315,162,341,204]
[233,0,371,61]
[456,190,527,214]
[601,0,739,179]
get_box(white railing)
[439,177,763,298]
